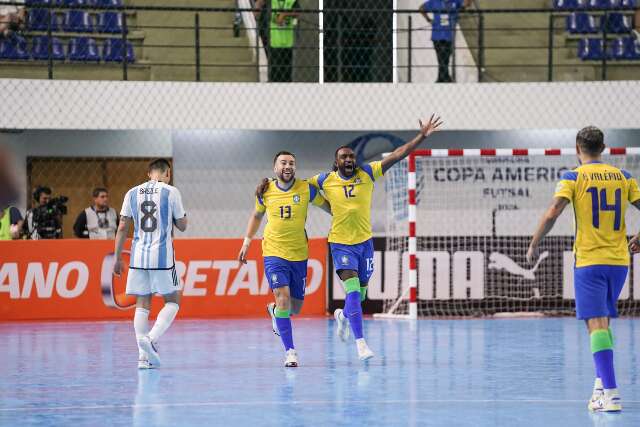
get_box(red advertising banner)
[0,239,327,320]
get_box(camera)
[28,196,69,239]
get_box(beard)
[278,170,295,182]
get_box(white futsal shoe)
[589,390,622,413]
[588,378,604,411]
[284,349,299,368]
[137,358,158,370]
[334,308,350,342]
[267,302,280,336]
[356,338,374,361]
[138,336,161,367]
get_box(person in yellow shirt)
[528,126,640,413]
[238,151,330,367]
[307,115,443,361]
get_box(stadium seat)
[619,37,640,59]
[25,0,62,6]
[28,9,59,32]
[578,38,614,60]
[0,36,30,60]
[620,0,637,9]
[586,0,615,8]
[554,0,579,9]
[604,13,633,34]
[97,12,125,33]
[566,12,600,34]
[97,0,123,7]
[31,36,66,60]
[68,37,100,61]
[63,10,94,33]
[102,38,135,62]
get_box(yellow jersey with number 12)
[255,179,325,261]
[554,161,640,267]
[309,161,384,245]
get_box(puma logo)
[488,251,549,280]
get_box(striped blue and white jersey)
[120,180,186,270]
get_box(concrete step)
[0,61,151,80]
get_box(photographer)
[73,187,118,239]
[24,186,68,240]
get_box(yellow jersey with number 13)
[309,161,384,245]
[255,179,326,261]
[554,161,640,267]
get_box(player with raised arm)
[303,115,442,361]
[238,151,331,367]
[527,127,640,412]
[113,159,187,369]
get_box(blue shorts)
[264,256,307,300]
[329,239,375,284]
[574,265,628,320]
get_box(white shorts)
[125,267,179,296]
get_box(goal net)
[380,148,640,318]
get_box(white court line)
[1,399,639,413]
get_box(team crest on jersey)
[355,178,361,184]
[293,194,301,204]
[271,274,278,284]
[341,255,349,265]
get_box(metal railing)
[0,2,638,83]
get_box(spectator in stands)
[73,187,118,239]
[0,204,23,240]
[255,0,300,82]
[419,0,471,83]
[0,0,26,40]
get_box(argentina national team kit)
[555,161,640,319]
[121,179,186,296]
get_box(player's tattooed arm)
[255,178,270,198]
[238,209,265,265]
[628,200,640,253]
[527,197,569,263]
[381,114,443,174]
[113,216,133,276]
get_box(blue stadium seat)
[62,0,96,6]
[63,10,94,33]
[25,0,62,6]
[102,38,134,62]
[0,36,30,60]
[566,12,601,34]
[604,13,633,34]
[31,36,66,60]
[554,0,579,9]
[587,0,615,8]
[620,0,637,9]
[28,9,59,32]
[97,0,123,7]
[97,12,124,33]
[68,37,100,61]
[578,38,606,59]
[619,37,640,59]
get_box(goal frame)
[374,147,639,320]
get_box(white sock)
[148,302,179,343]
[356,338,367,346]
[134,307,150,359]
[604,388,619,398]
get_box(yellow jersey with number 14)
[309,161,384,245]
[554,161,640,267]
[255,179,325,261]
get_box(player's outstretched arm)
[238,209,265,265]
[527,197,569,263]
[113,216,132,276]
[380,114,443,174]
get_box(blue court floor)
[0,317,638,427]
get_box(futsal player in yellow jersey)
[238,151,331,367]
[528,127,640,413]
[308,115,443,360]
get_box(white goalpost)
[375,147,640,319]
